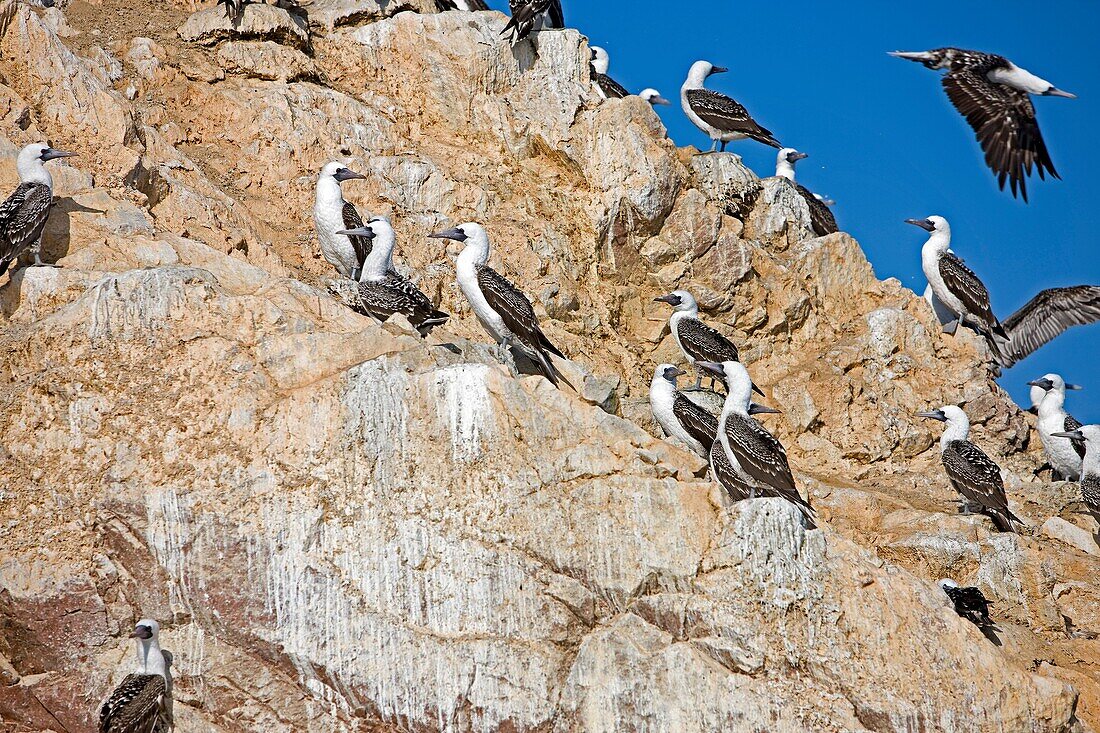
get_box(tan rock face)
[0,2,1098,731]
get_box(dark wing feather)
[710,438,752,502]
[685,88,781,148]
[100,674,165,733]
[545,0,563,28]
[1064,414,1086,460]
[999,286,1100,367]
[477,265,564,368]
[941,67,1057,202]
[503,0,555,42]
[722,414,812,511]
[595,73,629,100]
[0,183,52,266]
[340,202,372,274]
[672,392,718,451]
[942,440,1019,531]
[796,183,838,236]
[1081,475,1100,521]
[938,253,1001,334]
[357,275,448,331]
[945,585,993,627]
[216,0,246,23]
[677,317,739,364]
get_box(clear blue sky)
[482,0,1099,419]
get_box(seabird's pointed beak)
[1052,430,1086,441]
[1045,88,1076,99]
[653,294,678,304]
[1026,379,1054,390]
[651,96,671,106]
[789,152,809,162]
[41,148,76,161]
[129,625,154,640]
[748,404,782,416]
[428,228,468,242]
[668,367,687,378]
[696,361,725,378]
[709,66,728,75]
[333,168,366,182]
[905,218,936,232]
[917,410,948,422]
[750,382,765,398]
[336,226,376,238]
[1066,384,1084,391]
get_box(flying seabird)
[1028,374,1085,481]
[314,162,373,281]
[0,143,74,276]
[654,290,763,396]
[589,46,628,100]
[680,60,781,152]
[436,0,490,10]
[890,48,1075,202]
[938,579,994,629]
[639,88,671,106]
[918,406,1021,532]
[906,216,1006,346]
[336,220,449,333]
[774,148,838,236]
[99,619,169,733]
[430,223,565,385]
[501,0,563,45]
[1051,425,1100,524]
[697,360,816,527]
[997,286,1100,368]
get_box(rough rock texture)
[0,1,1098,731]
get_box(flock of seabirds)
[1,0,1099,729]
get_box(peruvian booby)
[709,401,782,503]
[502,0,563,45]
[336,220,449,333]
[998,286,1100,368]
[890,48,1074,202]
[938,579,994,628]
[918,406,1021,532]
[314,162,372,281]
[436,0,490,10]
[1028,374,1085,481]
[650,364,719,458]
[639,88,671,106]
[590,46,628,100]
[680,60,781,152]
[1051,425,1100,524]
[99,619,169,733]
[430,223,565,385]
[906,216,1006,344]
[654,290,762,396]
[774,148,838,237]
[698,360,816,527]
[0,143,74,276]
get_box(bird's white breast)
[456,258,509,343]
[922,246,965,317]
[1037,407,1083,479]
[313,193,358,278]
[650,384,706,456]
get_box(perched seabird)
[906,216,1006,344]
[774,148,838,236]
[336,220,449,333]
[501,0,563,45]
[654,290,762,395]
[430,223,565,385]
[1028,374,1085,481]
[639,88,671,106]
[649,364,719,458]
[0,143,74,276]
[938,579,994,628]
[99,619,169,733]
[709,401,782,503]
[680,60,781,152]
[698,360,816,527]
[436,0,489,10]
[998,286,1100,368]
[890,48,1074,202]
[918,406,1021,532]
[1051,425,1100,523]
[590,46,628,100]
[314,162,372,281]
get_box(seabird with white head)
[98,619,169,733]
[639,88,671,106]
[1050,425,1100,524]
[775,148,838,236]
[938,579,994,628]
[918,406,1021,532]
[337,219,449,333]
[649,364,720,458]
[1028,374,1085,481]
[0,143,75,276]
[501,0,563,45]
[890,48,1074,202]
[314,161,372,281]
[590,46,628,100]
[697,360,816,527]
[680,60,781,152]
[430,223,565,385]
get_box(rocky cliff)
[0,1,1098,731]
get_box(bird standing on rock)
[1050,425,1100,525]
[680,60,781,152]
[774,148,838,237]
[314,162,373,281]
[98,619,169,733]
[939,579,994,629]
[0,143,74,276]
[1028,374,1085,481]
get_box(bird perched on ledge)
[314,162,374,282]
[0,143,74,276]
[680,60,781,152]
[1028,374,1085,481]
[774,148,838,237]
[590,46,628,100]
[501,0,563,45]
[99,619,169,733]
[1050,425,1100,524]
[939,579,994,629]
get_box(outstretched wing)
[685,88,781,148]
[999,286,1100,367]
